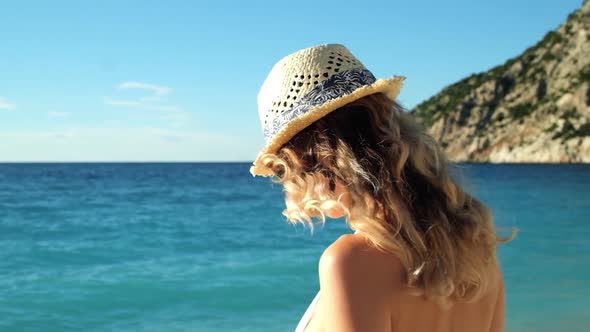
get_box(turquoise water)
[0,163,588,332]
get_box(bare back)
[304,234,505,332]
[390,263,504,332]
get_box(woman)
[250,44,512,332]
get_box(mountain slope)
[409,0,590,163]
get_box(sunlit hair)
[260,92,515,307]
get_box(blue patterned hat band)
[264,68,377,142]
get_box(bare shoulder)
[316,233,404,331]
[319,233,404,290]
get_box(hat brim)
[250,75,406,177]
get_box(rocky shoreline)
[409,0,590,163]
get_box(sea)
[0,162,588,332]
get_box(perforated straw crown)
[250,43,405,177]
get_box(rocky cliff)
[409,0,590,163]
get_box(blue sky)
[0,0,582,162]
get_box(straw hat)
[250,43,405,177]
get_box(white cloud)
[117,82,172,96]
[0,96,16,110]
[47,111,70,118]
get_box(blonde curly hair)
[260,92,514,307]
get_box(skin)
[299,181,506,332]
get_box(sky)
[0,0,583,162]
